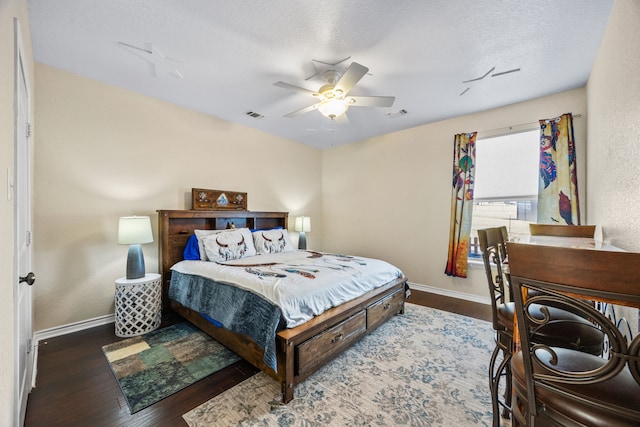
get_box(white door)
[14,18,34,426]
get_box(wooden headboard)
[156,209,289,310]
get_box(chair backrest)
[477,227,510,331]
[529,223,596,238]
[507,242,640,423]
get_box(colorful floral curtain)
[537,113,580,225]
[445,132,477,278]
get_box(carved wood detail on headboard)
[156,210,289,311]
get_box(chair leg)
[489,344,502,426]
[489,332,512,426]
[502,350,512,419]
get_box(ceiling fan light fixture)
[275,61,389,120]
[317,99,348,119]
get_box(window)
[469,129,539,258]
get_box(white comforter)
[171,250,404,328]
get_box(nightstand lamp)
[294,216,311,250]
[118,216,154,279]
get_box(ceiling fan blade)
[274,81,319,97]
[312,56,351,67]
[334,62,369,96]
[346,96,395,108]
[284,103,320,118]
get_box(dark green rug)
[102,322,242,413]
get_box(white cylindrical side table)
[114,273,162,337]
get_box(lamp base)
[298,232,307,250]
[126,244,146,279]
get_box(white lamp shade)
[317,99,348,119]
[118,216,154,245]
[294,216,311,233]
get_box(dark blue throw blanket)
[169,271,285,371]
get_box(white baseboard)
[34,313,115,343]
[31,346,38,389]
[408,282,491,306]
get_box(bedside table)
[114,273,162,337]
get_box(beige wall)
[587,0,640,251]
[1,0,35,424]
[322,88,587,299]
[33,64,322,331]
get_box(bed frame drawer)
[296,310,366,376]
[367,288,404,330]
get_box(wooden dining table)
[516,234,624,252]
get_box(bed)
[157,209,407,402]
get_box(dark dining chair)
[529,223,596,238]
[508,243,640,426]
[478,227,513,424]
[478,227,606,426]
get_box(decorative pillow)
[201,228,257,262]
[253,229,294,255]
[194,229,228,261]
[183,234,201,260]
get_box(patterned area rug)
[102,322,241,413]
[183,303,498,426]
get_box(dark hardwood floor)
[24,290,491,427]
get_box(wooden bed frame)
[157,209,406,402]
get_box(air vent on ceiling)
[386,109,408,119]
[245,111,265,119]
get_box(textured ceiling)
[28,0,614,149]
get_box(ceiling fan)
[274,62,395,121]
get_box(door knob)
[19,272,35,286]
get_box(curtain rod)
[477,113,582,138]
